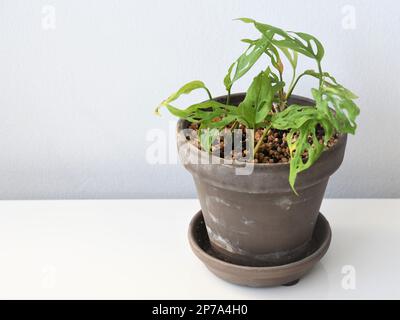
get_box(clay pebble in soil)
[188,123,338,164]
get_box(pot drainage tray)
[188,210,331,287]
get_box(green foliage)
[155,80,212,117]
[156,18,360,193]
[237,18,325,63]
[271,106,333,192]
[233,69,285,129]
[223,36,270,93]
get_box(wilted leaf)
[272,105,334,192]
[155,80,211,116]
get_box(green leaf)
[200,114,237,130]
[240,38,256,44]
[288,31,325,62]
[314,88,360,134]
[271,105,322,130]
[224,35,273,92]
[324,83,358,100]
[237,18,325,62]
[155,80,235,126]
[235,70,284,128]
[285,121,325,193]
[240,38,284,76]
[304,70,358,99]
[265,45,283,73]
[199,128,220,152]
[158,100,226,122]
[308,71,360,135]
[156,80,211,115]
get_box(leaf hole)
[309,40,318,56]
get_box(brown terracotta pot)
[177,93,347,267]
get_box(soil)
[188,122,338,164]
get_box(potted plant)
[156,18,360,286]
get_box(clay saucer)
[188,210,331,287]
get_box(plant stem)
[205,87,213,100]
[253,125,271,156]
[230,120,238,131]
[318,61,324,88]
[287,69,296,99]
[286,63,324,100]
[249,128,255,160]
[226,88,231,105]
[277,71,287,111]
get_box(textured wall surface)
[0,0,399,199]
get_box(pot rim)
[177,93,347,169]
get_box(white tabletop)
[0,199,398,300]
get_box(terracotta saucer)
[188,210,331,287]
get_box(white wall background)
[0,0,399,199]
